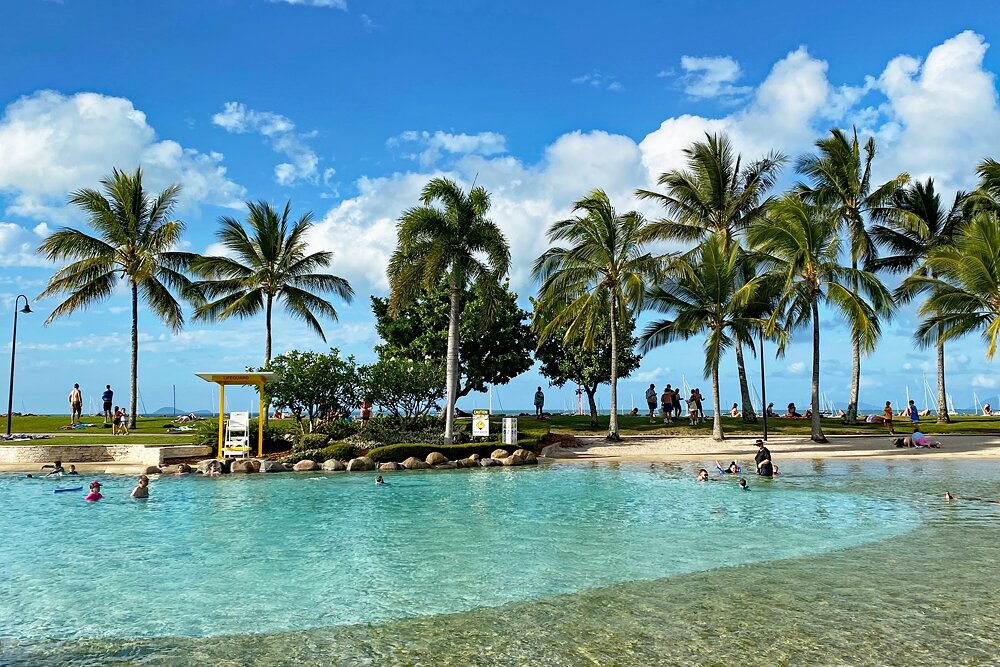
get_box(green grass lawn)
[5,415,191,435]
[2,435,195,445]
[547,413,1000,436]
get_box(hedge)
[279,441,358,465]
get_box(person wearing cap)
[84,481,103,501]
[131,474,150,499]
[754,440,775,477]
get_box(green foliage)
[262,348,360,431]
[360,359,445,429]
[314,419,360,441]
[278,441,359,465]
[294,432,330,451]
[371,280,534,397]
[192,417,297,452]
[358,415,458,447]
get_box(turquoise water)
[3,460,999,665]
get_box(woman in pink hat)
[84,481,103,501]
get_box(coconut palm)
[191,200,354,365]
[795,128,908,423]
[37,167,198,428]
[975,158,1000,210]
[639,236,772,440]
[388,178,510,444]
[870,179,967,422]
[534,189,659,441]
[637,132,785,424]
[749,197,892,443]
[902,212,1000,361]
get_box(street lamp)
[760,328,768,442]
[6,295,32,436]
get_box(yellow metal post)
[217,384,226,459]
[258,380,265,458]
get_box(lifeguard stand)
[195,372,277,458]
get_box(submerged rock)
[402,457,430,470]
[292,459,319,471]
[347,457,376,471]
[322,459,346,471]
[425,452,448,465]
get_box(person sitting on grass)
[984,403,993,416]
[765,402,777,418]
[629,407,639,417]
[730,403,741,418]
[715,460,740,475]
[784,403,801,418]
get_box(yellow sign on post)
[472,409,490,437]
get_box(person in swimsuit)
[131,474,149,499]
[68,384,83,425]
[360,400,373,428]
[205,461,221,476]
[645,384,657,422]
[660,388,673,424]
[730,403,741,418]
[693,388,705,421]
[945,491,999,504]
[45,460,65,477]
[738,478,749,490]
[67,464,79,476]
[375,475,385,486]
[715,460,740,475]
[84,481,103,501]
[696,468,710,481]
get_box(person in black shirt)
[754,439,775,477]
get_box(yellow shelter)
[195,372,278,458]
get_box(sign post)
[472,409,490,437]
[502,417,518,446]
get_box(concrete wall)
[0,444,210,465]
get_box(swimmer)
[945,491,999,504]
[696,468,709,482]
[84,481,103,501]
[204,461,221,476]
[738,478,749,490]
[44,460,65,477]
[375,475,385,485]
[715,460,740,475]
[175,463,192,475]
[25,473,33,478]
[67,464,79,476]
[131,474,149,499]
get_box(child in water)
[739,478,749,491]
[375,475,385,485]
[715,460,741,475]
[131,474,149,499]
[84,481,103,501]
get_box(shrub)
[357,415,452,446]
[278,442,357,465]
[294,433,331,451]
[315,420,359,441]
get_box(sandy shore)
[544,433,1000,463]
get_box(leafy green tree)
[37,167,198,428]
[795,128,908,423]
[387,178,510,443]
[534,306,641,427]
[191,200,354,365]
[361,357,446,429]
[640,236,770,440]
[533,189,659,441]
[263,348,360,432]
[902,212,1000,361]
[974,158,1000,211]
[637,132,785,424]
[749,197,891,443]
[870,179,967,423]
[370,280,534,398]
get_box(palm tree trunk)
[607,295,620,441]
[845,263,861,424]
[811,299,827,443]
[129,282,138,429]
[586,386,599,428]
[734,336,758,423]
[936,323,950,423]
[711,361,723,441]
[262,294,273,427]
[444,286,461,444]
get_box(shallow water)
[2,459,998,666]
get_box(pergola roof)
[195,372,278,385]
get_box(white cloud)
[269,0,347,9]
[0,90,245,221]
[678,55,752,99]
[571,72,623,92]
[389,130,508,167]
[972,374,998,389]
[629,367,672,383]
[0,222,49,267]
[786,361,806,375]
[211,102,323,186]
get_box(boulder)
[468,453,481,463]
[522,451,538,464]
[479,458,497,467]
[292,459,319,472]
[456,457,478,468]
[501,455,523,467]
[141,465,161,475]
[513,449,538,465]
[433,461,458,469]
[231,459,259,473]
[347,457,376,471]
[260,460,286,473]
[402,456,431,470]
[378,461,403,471]
[512,448,531,459]
[491,449,510,460]
[425,452,448,466]
[322,459,346,471]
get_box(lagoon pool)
[2,460,998,665]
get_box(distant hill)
[147,407,215,417]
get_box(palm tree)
[975,158,1000,210]
[533,189,659,441]
[639,235,771,440]
[795,128,908,423]
[902,212,1000,361]
[191,200,354,365]
[388,178,510,444]
[637,132,785,424]
[37,167,198,428]
[749,197,891,443]
[870,179,967,422]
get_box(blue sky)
[2,0,1000,415]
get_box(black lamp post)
[760,328,768,441]
[6,295,32,436]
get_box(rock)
[456,457,478,468]
[141,465,161,475]
[522,451,538,464]
[512,448,531,459]
[479,458,497,467]
[347,457,376,471]
[196,459,220,472]
[539,443,564,458]
[292,459,319,471]
[402,456,431,470]
[176,463,193,474]
[425,452,448,466]
[260,460,286,473]
[513,449,538,464]
[322,459,346,471]
[433,461,458,469]
[501,455,523,467]
[378,461,402,471]
[468,453,481,463]
[491,449,510,460]
[231,459,259,473]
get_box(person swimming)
[204,461,221,476]
[67,464,79,476]
[131,474,149,499]
[375,475,385,486]
[738,478,749,490]
[945,491,999,504]
[696,469,709,481]
[715,460,741,475]
[44,460,65,477]
[84,481,103,501]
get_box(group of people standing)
[66,383,128,434]
[644,384,704,425]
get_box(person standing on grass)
[660,387,673,424]
[534,387,545,419]
[883,401,895,436]
[672,386,682,419]
[693,388,705,422]
[68,383,83,425]
[645,384,658,422]
[101,385,114,425]
[906,400,920,426]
